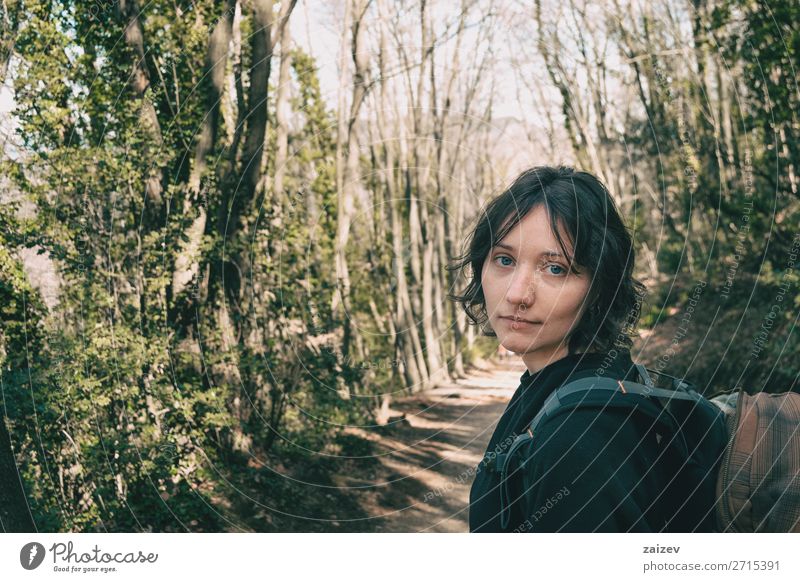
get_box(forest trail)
[340,358,524,532]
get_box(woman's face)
[480,204,592,373]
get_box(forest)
[0,0,797,532]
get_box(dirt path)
[339,358,524,532]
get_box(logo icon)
[20,542,46,570]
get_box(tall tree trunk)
[172,0,235,305]
[332,0,370,394]
[271,19,292,199]
[0,418,35,532]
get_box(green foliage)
[2,2,370,532]
[5,0,795,533]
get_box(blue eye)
[494,255,514,267]
[547,264,566,275]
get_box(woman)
[448,166,687,533]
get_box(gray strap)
[497,374,697,529]
[499,431,535,529]
[530,377,698,434]
[635,363,655,388]
[559,377,698,402]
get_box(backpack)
[495,363,800,532]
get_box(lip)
[500,316,541,325]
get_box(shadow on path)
[347,357,524,532]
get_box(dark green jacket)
[469,350,699,532]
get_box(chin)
[498,336,540,354]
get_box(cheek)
[481,283,497,311]
[480,269,497,303]
[548,283,591,317]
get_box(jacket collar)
[519,349,635,386]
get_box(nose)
[505,264,537,308]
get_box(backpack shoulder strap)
[529,376,695,449]
[497,374,695,529]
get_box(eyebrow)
[493,242,566,258]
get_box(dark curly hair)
[446,165,647,355]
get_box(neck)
[521,344,573,375]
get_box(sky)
[0,0,562,178]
